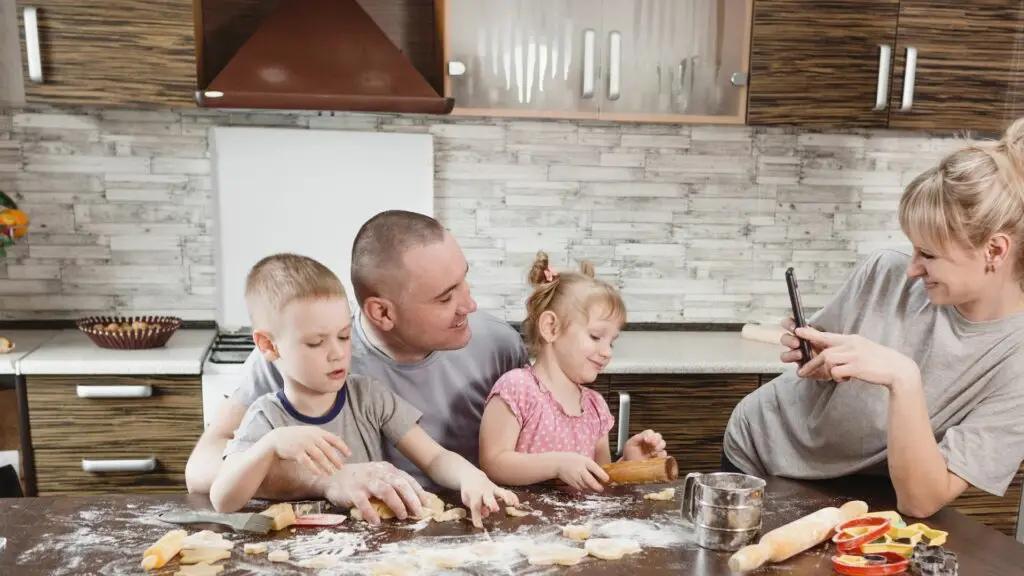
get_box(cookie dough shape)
[526,543,589,566]
[267,549,290,562]
[259,502,296,530]
[243,543,267,555]
[643,487,675,501]
[585,538,643,560]
[506,506,531,517]
[562,524,592,541]
[174,564,224,576]
[181,530,233,550]
[179,548,231,565]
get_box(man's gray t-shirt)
[724,249,1024,497]
[229,310,529,488]
[224,374,422,463]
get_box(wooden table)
[1,476,1022,575]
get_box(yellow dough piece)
[525,543,589,566]
[643,487,676,501]
[259,502,297,530]
[584,538,642,560]
[243,543,267,555]
[506,506,531,518]
[350,499,397,521]
[435,507,467,522]
[141,529,187,570]
[181,531,233,550]
[175,564,225,576]
[562,524,592,541]
[179,548,231,565]
[267,549,290,562]
[351,492,450,522]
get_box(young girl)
[479,251,667,492]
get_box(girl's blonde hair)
[899,118,1024,279]
[522,251,626,357]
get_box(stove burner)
[208,331,255,364]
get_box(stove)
[207,331,256,364]
[200,330,256,428]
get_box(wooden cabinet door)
[604,374,758,476]
[887,0,1024,133]
[16,0,197,107]
[441,0,602,118]
[597,0,752,124]
[747,0,899,127]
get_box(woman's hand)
[792,325,921,389]
[779,317,832,381]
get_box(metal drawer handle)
[874,44,892,111]
[581,28,596,99]
[607,30,621,101]
[616,392,631,455]
[23,7,42,83]
[900,46,918,111]
[82,458,156,473]
[77,385,152,399]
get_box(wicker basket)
[76,315,182,350]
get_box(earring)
[986,262,996,273]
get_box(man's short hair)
[245,253,346,331]
[351,210,446,304]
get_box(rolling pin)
[728,500,868,573]
[740,323,787,346]
[600,456,679,485]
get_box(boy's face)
[255,296,353,393]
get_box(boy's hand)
[459,472,519,528]
[555,453,609,492]
[622,429,667,461]
[266,426,351,476]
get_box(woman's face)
[905,239,990,306]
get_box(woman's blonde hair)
[899,118,1024,278]
[522,251,626,357]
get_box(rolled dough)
[643,487,675,501]
[562,524,592,541]
[351,492,447,522]
[181,530,233,550]
[179,548,231,565]
[267,549,289,562]
[526,544,589,566]
[506,506,530,517]
[584,538,643,560]
[243,543,267,554]
[174,564,224,576]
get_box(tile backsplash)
[0,106,963,323]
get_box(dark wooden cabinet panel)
[747,0,900,127]
[603,374,759,476]
[887,0,1024,133]
[16,0,197,107]
[758,373,781,387]
[27,375,202,495]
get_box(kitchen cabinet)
[25,375,202,495]
[747,0,1024,132]
[14,0,197,108]
[439,0,753,123]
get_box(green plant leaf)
[0,190,17,211]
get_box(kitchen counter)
[17,329,216,375]
[605,331,788,374]
[0,330,60,375]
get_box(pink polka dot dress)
[486,366,615,459]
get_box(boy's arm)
[210,439,279,512]
[477,398,565,485]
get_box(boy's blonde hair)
[245,253,347,332]
[522,251,626,357]
[899,117,1024,279]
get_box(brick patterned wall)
[0,106,963,323]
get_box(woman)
[723,119,1024,519]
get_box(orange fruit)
[0,208,29,238]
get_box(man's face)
[390,231,477,353]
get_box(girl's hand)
[622,429,667,461]
[459,473,519,528]
[555,453,610,492]
[793,326,921,389]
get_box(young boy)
[209,253,518,527]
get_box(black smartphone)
[785,267,812,364]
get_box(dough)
[435,507,467,522]
[259,502,297,530]
[267,549,290,562]
[643,487,675,501]
[350,492,448,522]
[174,564,224,576]
[562,524,592,541]
[181,530,233,550]
[243,543,267,554]
[470,542,500,558]
[367,558,419,576]
[141,529,187,570]
[506,506,530,517]
[584,538,642,560]
[298,555,341,568]
[525,543,588,566]
[419,492,446,519]
[179,548,231,565]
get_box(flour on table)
[584,537,643,560]
[595,518,696,548]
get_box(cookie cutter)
[832,551,910,575]
[833,517,892,552]
[903,523,948,546]
[910,542,957,576]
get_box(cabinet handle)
[900,47,918,111]
[607,31,621,101]
[874,44,892,111]
[76,385,152,399]
[615,392,631,455]
[447,60,467,77]
[582,28,596,99]
[23,7,42,83]
[82,458,156,473]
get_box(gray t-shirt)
[224,374,422,463]
[724,249,1024,497]
[229,310,529,488]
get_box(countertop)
[0,330,60,375]
[605,330,788,374]
[16,329,217,375]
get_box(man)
[185,210,528,523]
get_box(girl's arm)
[478,397,565,485]
[594,437,613,466]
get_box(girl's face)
[549,306,621,385]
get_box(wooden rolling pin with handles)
[728,500,869,573]
[600,456,679,484]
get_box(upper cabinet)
[747,0,1024,133]
[13,0,197,108]
[440,0,754,124]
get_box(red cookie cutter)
[831,552,910,575]
[832,516,892,552]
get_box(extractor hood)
[196,0,454,115]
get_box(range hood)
[196,0,454,115]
